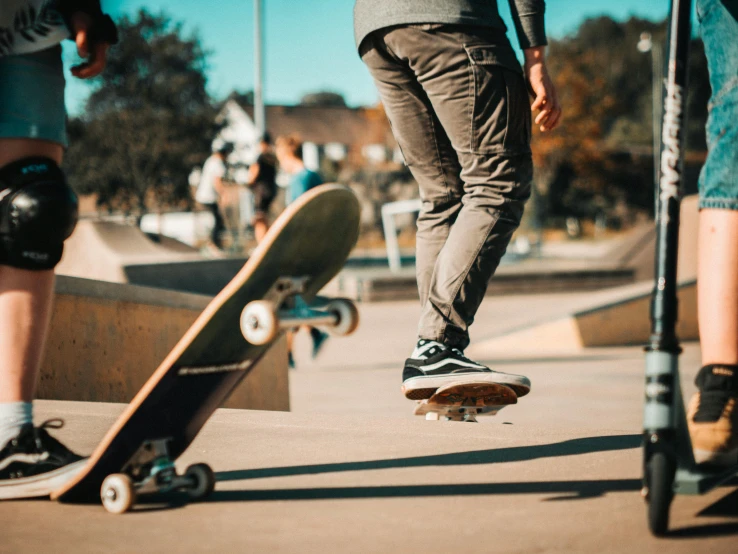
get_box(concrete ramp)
[465,195,700,356]
[466,279,697,356]
[56,221,250,295]
[41,276,289,411]
[56,220,201,283]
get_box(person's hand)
[524,47,561,132]
[69,13,109,79]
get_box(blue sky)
[63,0,672,115]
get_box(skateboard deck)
[414,381,517,422]
[51,184,360,509]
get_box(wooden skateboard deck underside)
[414,382,517,420]
[52,185,360,502]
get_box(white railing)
[381,198,422,272]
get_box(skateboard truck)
[416,404,510,422]
[240,276,359,345]
[99,439,215,514]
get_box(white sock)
[411,339,446,359]
[0,402,33,450]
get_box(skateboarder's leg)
[361,26,531,398]
[0,138,62,425]
[0,47,84,498]
[687,0,738,466]
[389,26,532,351]
[360,29,464,312]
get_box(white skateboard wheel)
[325,298,359,336]
[101,473,136,514]
[184,463,216,500]
[241,301,278,345]
[425,412,440,421]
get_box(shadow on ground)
[208,479,641,502]
[213,435,641,502]
[664,488,738,538]
[216,434,641,483]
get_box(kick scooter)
[642,0,738,536]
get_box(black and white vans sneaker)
[0,419,86,499]
[402,339,531,400]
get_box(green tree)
[532,16,710,218]
[65,10,217,218]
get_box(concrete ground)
[3,294,738,553]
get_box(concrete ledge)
[325,265,635,302]
[467,280,697,356]
[39,276,289,411]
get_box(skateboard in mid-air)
[414,381,518,422]
[50,184,361,513]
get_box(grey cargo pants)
[360,25,533,350]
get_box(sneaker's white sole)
[0,459,88,500]
[403,372,531,396]
[693,447,738,467]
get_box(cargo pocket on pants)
[464,43,531,154]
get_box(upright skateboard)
[51,184,360,513]
[414,382,518,422]
[642,0,738,535]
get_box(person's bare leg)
[0,268,55,402]
[688,208,738,465]
[0,138,63,404]
[254,217,269,243]
[697,209,738,366]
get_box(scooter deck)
[675,465,738,495]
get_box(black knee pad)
[0,157,79,270]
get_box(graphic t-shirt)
[0,1,69,57]
[195,155,226,205]
[287,169,323,205]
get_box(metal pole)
[254,0,265,137]
[648,0,692,352]
[652,40,663,218]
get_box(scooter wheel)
[646,452,676,536]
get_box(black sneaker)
[0,419,86,499]
[402,340,531,400]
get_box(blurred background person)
[276,134,324,206]
[275,133,328,367]
[195,143,233,254]
[246,132,278,243]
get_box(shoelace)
[32,419,65,451]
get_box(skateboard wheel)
[241,301,278,345]
[101,473,136,514]
[325,298,359,336]
[425,412,440,421]
[184,463,216,500]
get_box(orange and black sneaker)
[687,364,738,466]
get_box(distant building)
[213,94,400,172]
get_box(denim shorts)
[697,0,738,210]
[0,46,67,147]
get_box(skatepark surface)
[3,296,737,553]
